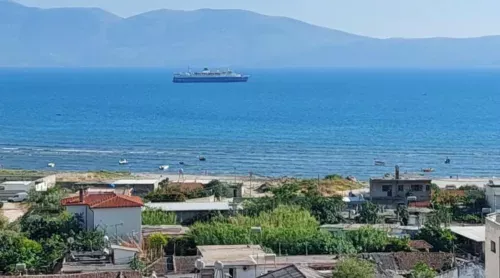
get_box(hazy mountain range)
[2,0,500,67]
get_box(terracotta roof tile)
[409,240,433,250]
[61,192,143,208]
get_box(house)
[485,181,500,212]
[195,245,275,278]
[256,265,326,278]
[486,213,500,278]
[193,245,336,278]
[369,166,432,207]
[61,245,139,273]
[0,174,56,200]
[145,202,241,224]
[61,189,143,239]
[449,225,485,257]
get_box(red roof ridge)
[61,192,143,208]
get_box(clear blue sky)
[14,0,500,38]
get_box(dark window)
[492,241,496,253]
[426,184,430,191]
[411,184,423,191]
[382,185,391,192]
[398,185,404,191]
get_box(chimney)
[395,165,400,180]
[79,188,84,202]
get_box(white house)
[61,189,143,239]
[486,213,500,278]
[196,245,277,278]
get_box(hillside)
[1,1,500,67]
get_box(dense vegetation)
[142,208,177,225]
[332,257,375,278]
[188,206,409,255]
[410,262,437,278]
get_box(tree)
[332,257,375,278]
[148,233,168,260]
[396,205,409,226]
[70,230,107,252]
[270,182,300,204]
[416,225,455,252]
[305,196,345,224]
[0,230,43,274]
[20,211,82,241]
[358,202,381,224]
[410,262,437,278]
[204,180,229,200]
[346,227,389,253]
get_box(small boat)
[199,156,206,161]
[445,158,451,164]
[159,165,169,171]
[374,160,385,166]
[118,159,128,165]
[422,168,434,173]
[47,162,55,168]
[179,162,185,165]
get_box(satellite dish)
[67,237,75,244]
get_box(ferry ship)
[173,68,249,83]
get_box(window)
[411,184,423,191]
[398,185,404,191]
[382,185,391,192]
[426,184,430,191]
[492,241,496,253]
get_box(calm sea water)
[1,68,500,179]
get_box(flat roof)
[112,179,158,184]
[145,202,239,212]
[0,181,32,186]
[449,225,485,242]
[198,245,267,265]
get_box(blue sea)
[1,68,500,179]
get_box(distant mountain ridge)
[2,1,500,67]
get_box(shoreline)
[2,169,498,189]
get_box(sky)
[13,0,500,39]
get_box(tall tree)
[358,202,381,224]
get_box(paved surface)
[1,202,26,222]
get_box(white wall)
[113,248,137,265]
[66,205,94,230]
[93,207,141,239]
[485,186,500,211]
[486,214,500,278]
[437,262,485,278]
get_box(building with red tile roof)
[61,190,143,239]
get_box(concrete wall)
[93,207,141,239]
[485,186,500,211]
[113,248,137,265]
[66,205,94,230]
[36,175,56,189]
[437,262,485,278]
[486,214,500,278]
